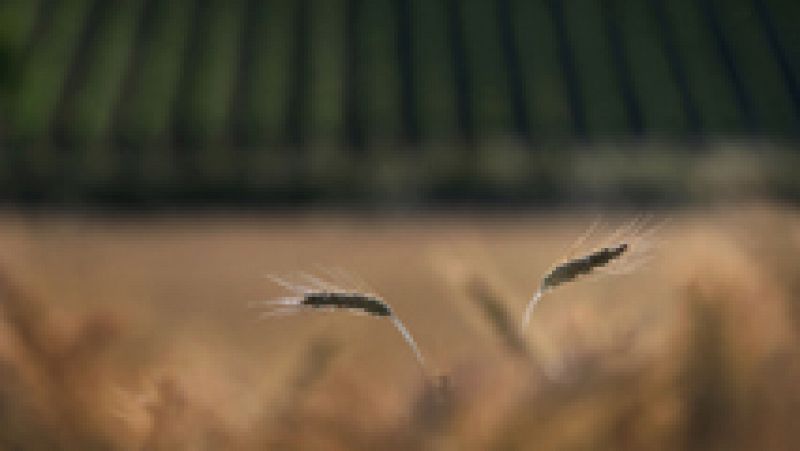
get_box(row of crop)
[3,0,798,156]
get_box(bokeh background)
[2,1,800,450]
[0,0,798,205]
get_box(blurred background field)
[0,0,798,205]
[1,207,800,450]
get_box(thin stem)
[521,288,544,329]
[390,316,429,376]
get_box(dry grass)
[1,205,799,450]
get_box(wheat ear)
[521,243,629,328]
[253,273,429,375]
[520,216,665,329]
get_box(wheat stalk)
[252,272,429,375]
[521,216,663,329]
[521,243,629,328]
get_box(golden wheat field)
[1,205,800,450]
